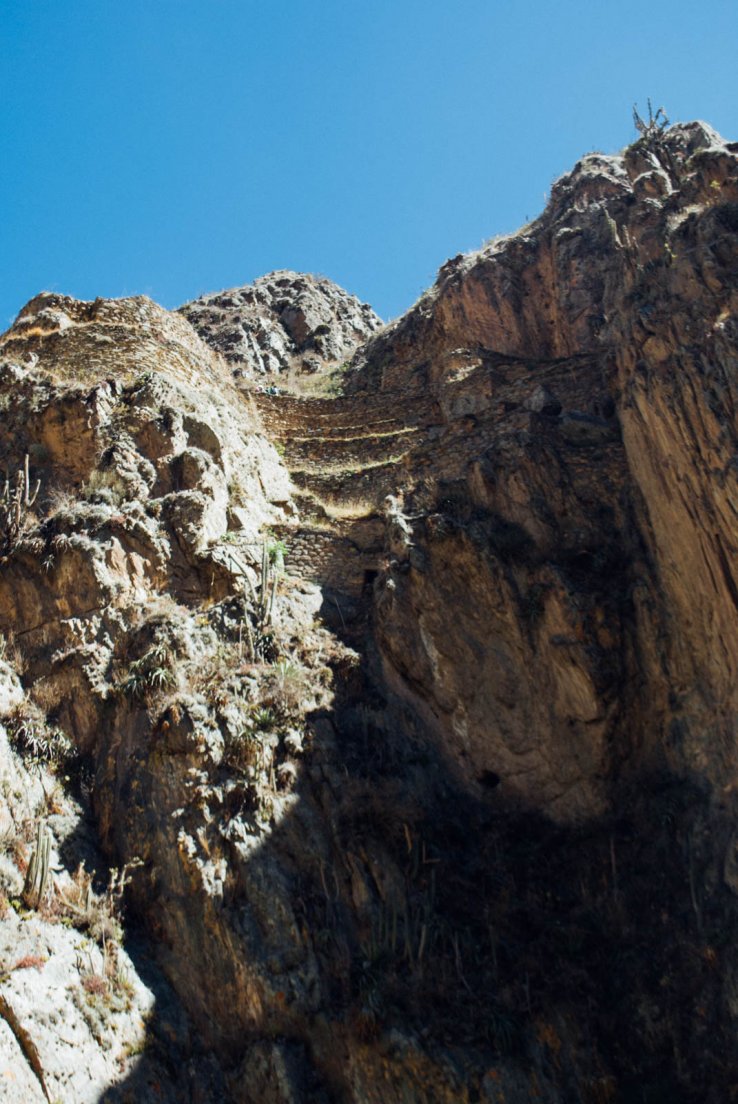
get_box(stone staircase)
[252,391,422,600]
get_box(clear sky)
[2,0,736,329]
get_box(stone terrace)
[251,389,432,603]
[250,348,619,608]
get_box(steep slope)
[347,119,738,816]
[206,122,738,822]
[0,119,737,1104]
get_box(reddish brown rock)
[1,120,738,1103]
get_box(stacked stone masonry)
[249,348,621,599]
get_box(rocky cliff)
[179,271,382,385]
[0,119,736,1103]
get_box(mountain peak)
[179,269,382,383]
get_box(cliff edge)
[0,119,736,1103]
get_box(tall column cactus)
[22,821,52,909]
[260,540,279,628]
[1,454,41,555]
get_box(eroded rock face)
[341,120,738,818]
[179,271,382,381]
[1,120,738,1103]
[350,121,734,388]
[0,295,324,1100]
[0,291,224,390]
[0,709,222,1104]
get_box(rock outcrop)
[0,669,224,1104]
[0,119,737,1102]
[343,119,738,819]
[179,271,382,383]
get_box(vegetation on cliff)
[0,120,736,1102]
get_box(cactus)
[260,541,270,625]
[1,454,41,556]
[252,539,281,646]
[22,821,52,909]
[223,538,285,661]
[633,99,669,143]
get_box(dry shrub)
[79,469,127,505]
[192,641,240,702]
[0,631,26,674]
[222,728,262,773]
[44,484,79,517]
[13,954,46,971]
[261,658,312,719]
[56,861,140,947]
[10,836,30,875]
[81,973,108,997]
[29,678,64,716]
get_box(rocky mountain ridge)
[179,271,382,385]
[0,119,736,1102]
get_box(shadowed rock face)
[338,119,738,817]
[179,271,382,381]
[0,121,737,1103]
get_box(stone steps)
[282,427,417,472]
[249,390,413,599]
[285,417,411,440]
[290,458,406,507]
[251,390,435,434]
[292,487,382,526]
[258,410,409,444]
[291,489,334,525]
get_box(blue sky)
[2,0,736,329]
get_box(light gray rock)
[0,1015,46,1103]
[179,271,382,379]
[525,384,562,417]
[0,664,23,719]
[0,909,156,1103]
